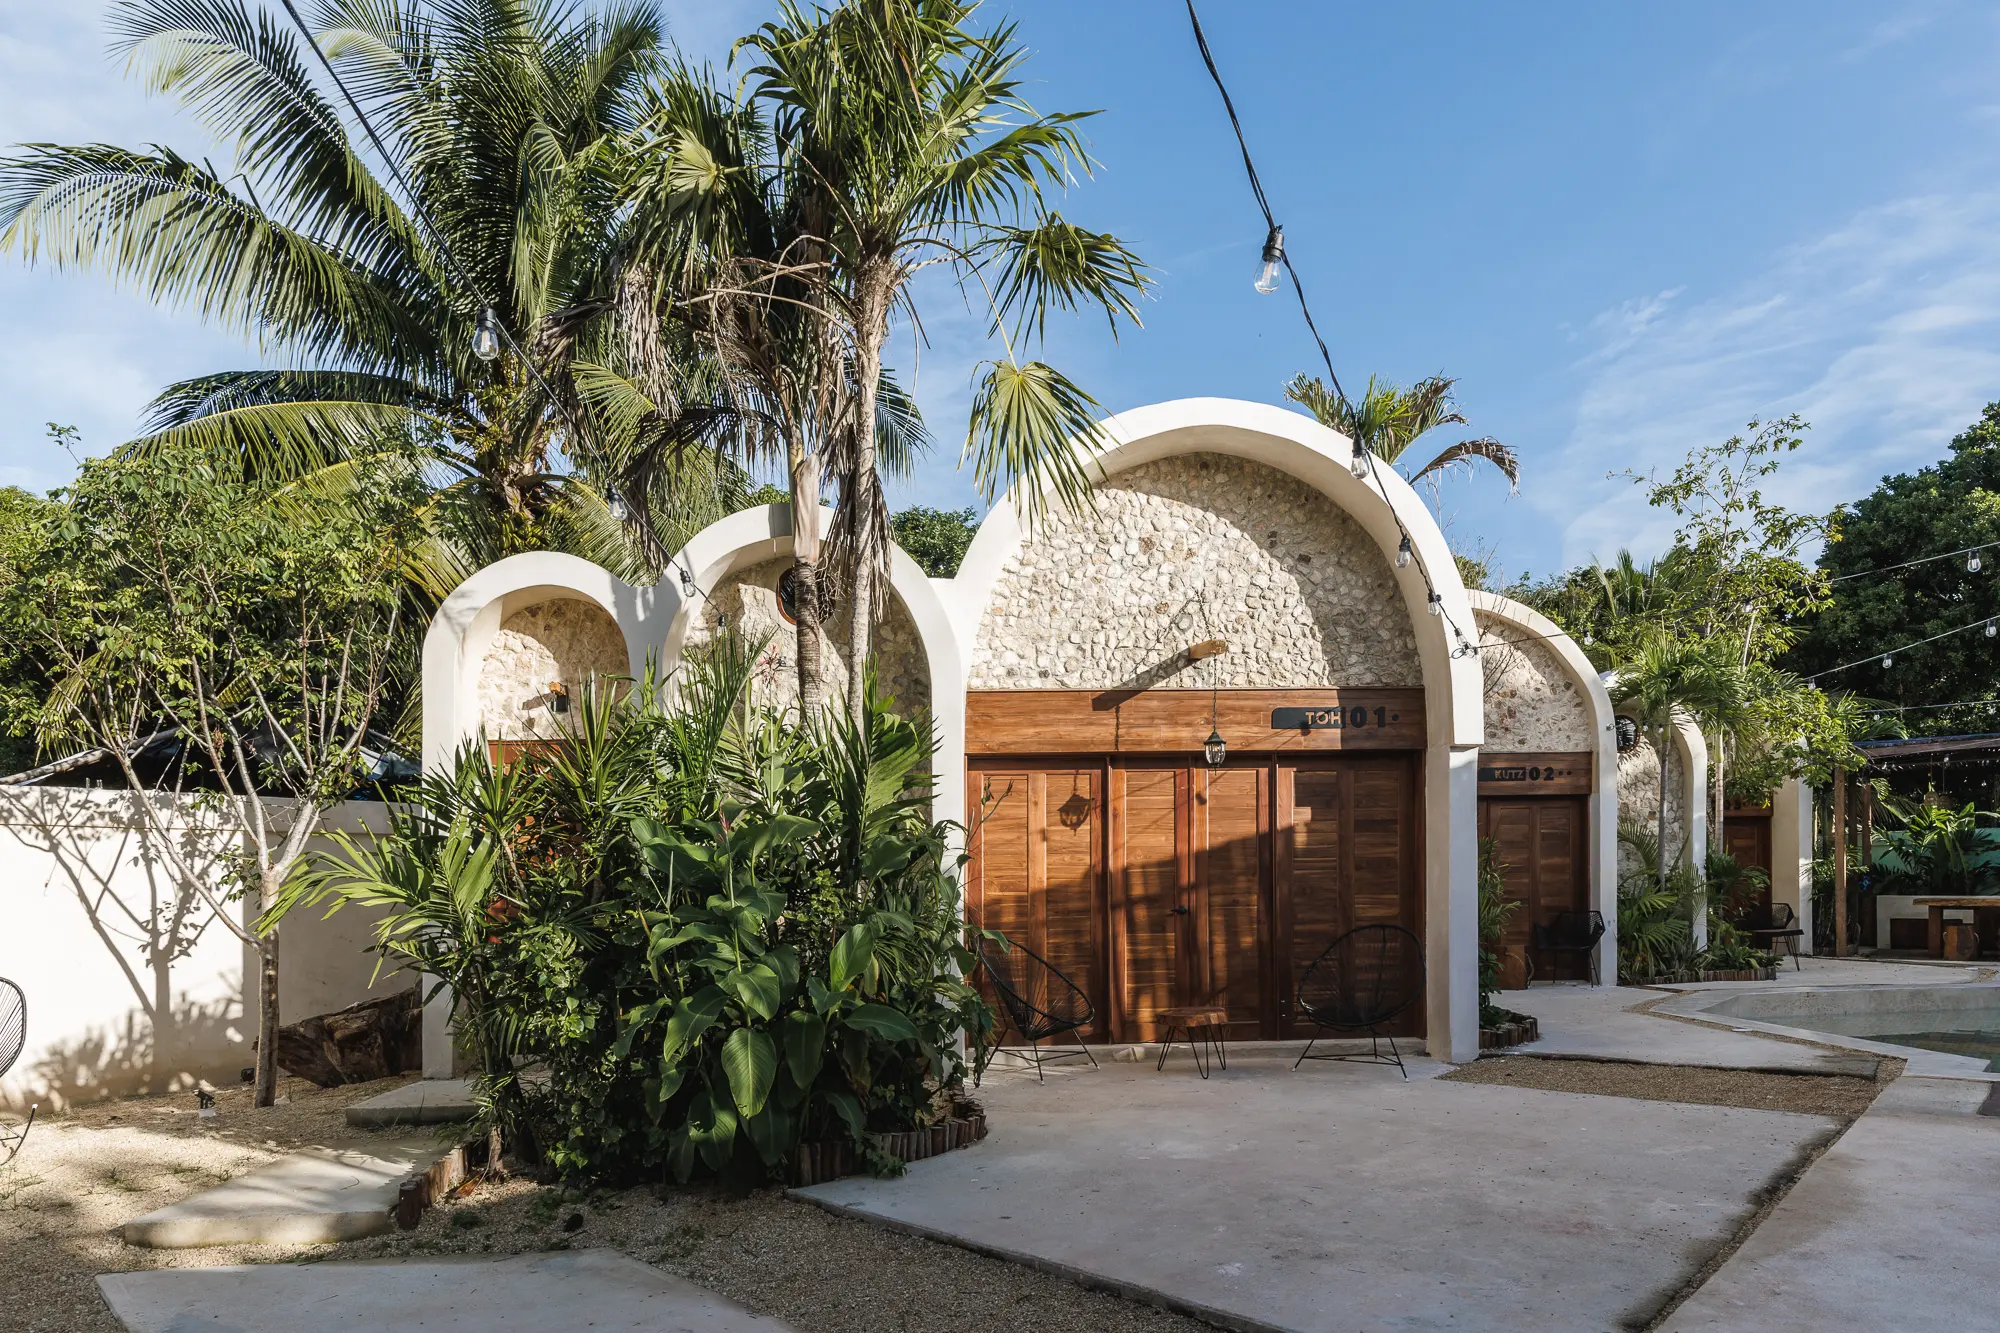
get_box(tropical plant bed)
[1626,965,1779,985]
[1479,1010,1540,1050]
[790,1107,989,1188]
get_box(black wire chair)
[1745,902,1805,970]
[1293,924,1425,1078]
[1,977,35,1163]
[973,936,1098,1084]
[1531,910,1607,986]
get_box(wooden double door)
[967,756,1422,1043]
[1477,797,1587,982]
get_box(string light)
[1427,594,1443,617]
[472,308,502,362]
[1988,620,1997,639]
[1254,225,1284,295]
[1395,536,1412,569]
[1971,552,1984,574]
[1881,654,1894,669]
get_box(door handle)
[1170,905,1191,915]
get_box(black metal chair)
[1,977,35,1164]
[1531,910,1607,986]
[1293,924,1425,1078]
[973,936,1098,1084]
[1745,902,1805,970]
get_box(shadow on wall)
[14,989,247,1113]
[0,788,248,1112]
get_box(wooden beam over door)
[968,688,1425,755]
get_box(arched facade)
[1469,592,1620,986]
[944,398,1483,1063]
[423,400,1491,1064]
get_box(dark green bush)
[284,638,992,1187]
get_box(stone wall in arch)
[476,597,629,741]
[968,452,1420,690]
[680,556,931,715]
[1475,610,1595,751]
[1618,738,1690,879]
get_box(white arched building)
[422,398,1744,1066]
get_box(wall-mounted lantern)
[548,680,570,715]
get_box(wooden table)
[1155,1005,1230,1079]
[1911,898,2000,958]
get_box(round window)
[777,566,802,625]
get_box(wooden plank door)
[1276,759,1423,1038]
[1110,765,1184,1041]
[1479,797,1586,982]
[965,766,1107,1039]
[1722,814,1774,921]
[1192,766,1269,1038]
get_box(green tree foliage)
[0,473,60,772]
[281,645,991,1185]
[1787,402,2000,729]
[731,0,1150,722]
[1285,373,1518,492]
[890,506,978,578]
[0,443,416,1104]
[0,0,749,585]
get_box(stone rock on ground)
[276,988,421,1088]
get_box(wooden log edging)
[1478,1013,1540,1051]
[393,1141,473,1230]
[789,1113,988,1189]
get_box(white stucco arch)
[659,503,968,839]
[945,396,1484,1063]
[1470,592,1621,983]
[420,552,670,773]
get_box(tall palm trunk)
[846,278,891,726]
[790,444,824,718]
[1656,729,1671,891]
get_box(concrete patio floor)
[797,1049,1841,1333]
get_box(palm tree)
[735,0,1150,723]
[615,60,928,717]
[1285,373,1518,492]
[0,0,738,586]
[1610,634,1748,892]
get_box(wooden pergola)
[1831,732,2000,954]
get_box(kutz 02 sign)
[1272,705,1403,732]
[1476,753,1592,795]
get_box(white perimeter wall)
[0,789,405,1111]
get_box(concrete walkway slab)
[98,1248,799,1331]
[1660,1077,2000,1333]
[344,1077,478,1126]
[118,1139,434,1247]
[1503,985,1881,1075]
[799,1052,1838,1333]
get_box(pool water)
[1783,1008,2000,1071]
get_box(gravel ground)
[0,1075,1208,1333]
[1440,1055,1899,1118]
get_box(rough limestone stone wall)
[969,453,1419,690]
[1618,737,1689,882]
[682,557,931,715]
[1476,610,1594,751]
[477,598,629,740]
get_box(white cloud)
[1549,191,2000,568]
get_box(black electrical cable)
[1185,1,1476,654]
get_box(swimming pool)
[1688,984,2000,1072]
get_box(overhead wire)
[1183,1,1479,659]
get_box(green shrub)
[284,638,992,1187]
[1476,838,1520,1028]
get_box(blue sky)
[5,2,2000,582]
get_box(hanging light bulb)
[472,307,503,362]
[1254,224,1284,294]
[1881,654,1894,669]
[1971,550,1985,574]
[1395,536,1413,569]
[1350,447,1372,480]
[1584,631,1594,647]
[1987,620,1997,639]
[1426,593,1443,617]
[678,566,695,597]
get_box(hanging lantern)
[1203,727,1227,767]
